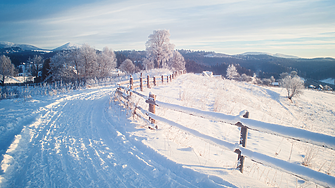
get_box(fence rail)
[114,71,335,187]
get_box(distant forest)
[2,47,335,87]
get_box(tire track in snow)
[1,87,223,187]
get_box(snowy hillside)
[240,52,299,58]
[0,41,42,51]
[320,78,335,85]
[1,72,334,187]
[52,42,81,51]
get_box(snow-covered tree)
[270,76,275,83]
[119,59,135,74]
[66,49,81,81]
[0,55,15,85]
[97,47,116,78]
[226,64,240,80]
[145,30,175,68]
[280,74,304,100]
[280,72,289,79]
[50,52,75,81]
[262,78,272,85]
[30,55,43,78]
[143,57,154,70]
[168,50,186,71]
[241,73,252,82]
[79,44,98,80]
[50,44,117,82]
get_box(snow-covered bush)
[119,59,135,74]
[280,74,304,100]
[226,64,240,80]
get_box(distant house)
[271,82,279,86]
[202,71,213,77]
[308,85,316,89]
[318,85,324,90]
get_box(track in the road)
[1,87,223,187]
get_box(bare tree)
[145,30,175,68]
[119,59,135,74]
[226,64,240,80]
[281,74,304,100]
[0,55,15,85]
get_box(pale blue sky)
[1,0,334,58]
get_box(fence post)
[153,77,156,86]
[167,76,169,83]
[148,93,156,125]
[130,75,133,96]
[170,75,172,82]
[147,75,150,88]
[235,111,249,173]
[161,75,164,84]
[140,76,143,91]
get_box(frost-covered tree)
[119,59,135,74]
[262,78,272,85]
[0,55,15,85]
[270,76,275,83]
[50,44,117,82]
[280,73,304,100]
[168,50,186,71]
[79,44,98,80]
[143,57,154,70]
[30,55,43,78]
[280,72,289,79]
[97,47,116,78]
[290,71,297,77]
[66,49,81,81]
[50,52,75,81]
[226,64,240,80]
[241,73,252,82]
[145,30,175,68]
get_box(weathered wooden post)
[169,75,172,82]
[234,111,249,173]
[130,75,133,96]
[147,75,150,88]
[148,93,156,124]
[140,76,143,91]
[167,76,169,83]
[153,77,156,86]
[161,75,164,84]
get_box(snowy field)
[0,71,335,187]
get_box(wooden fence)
[113,71,335,188]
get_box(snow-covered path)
[0,86,225,187]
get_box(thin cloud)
[0,0,334,57]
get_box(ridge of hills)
[1,42,334,85]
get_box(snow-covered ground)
[1,71,334,187]
[1,76,34,84]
